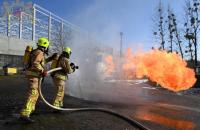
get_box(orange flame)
[122,48,137,79]
[104,55,115,75]
[105,48,197,92]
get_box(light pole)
[120,32,123,57]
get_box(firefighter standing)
[20,37,55,122]
[51,47,75,108]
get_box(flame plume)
[105,48,197,92]
[104,55,115,75]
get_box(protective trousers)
[20,77,39,117]
[53,78,65,108]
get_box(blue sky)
[1,0,186,51]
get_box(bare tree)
[153,2,184,58]
[184,0,200,67]
[153,1,166,50]
[167,6,174,52]
[171,12,184,58]
[184,0,195,62]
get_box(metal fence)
[0,4,85,45]
[0,3,114,69]
[0,4,89,67]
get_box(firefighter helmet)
[63,47,72,55]
[37,37,49,49]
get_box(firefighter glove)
[41,71,48,77]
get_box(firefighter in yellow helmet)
[20,37,56,122]
[51,47,76,109]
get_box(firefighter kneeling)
[51,47,77,109]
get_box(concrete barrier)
[0,36,34,56]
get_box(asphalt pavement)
[0,75,141,130]
[0,75,200,130]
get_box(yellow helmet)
[37,37,49,48]
[63,47,72,55]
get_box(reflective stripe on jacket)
[26,70,41,77]
[54,72,67,80]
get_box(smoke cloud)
[64,0,124,100]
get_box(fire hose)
[39,67,150,130]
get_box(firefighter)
[20,37,56,122]
[51,47,75,109]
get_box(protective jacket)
[53,56,74,80]
[26,49,51,77]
